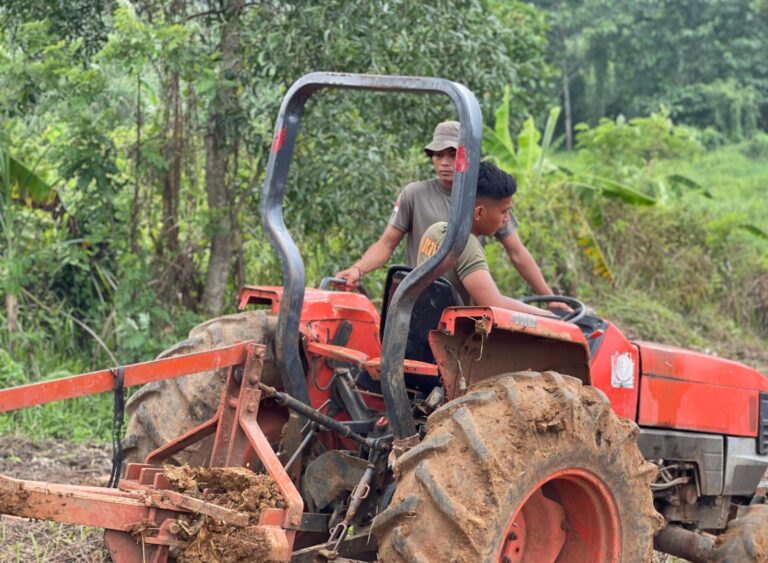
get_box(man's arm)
[335,225,405,286]
[500,232,572,312]
[500,231,553,295]
[462,269,556,317]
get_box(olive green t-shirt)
[389,179,518,266]
[416,221,488,305]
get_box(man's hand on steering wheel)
[547,300,573,313]
[519,295,587,323]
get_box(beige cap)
[424,121,460,155]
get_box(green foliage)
[574,112,705,202]
[0,150,53,202]
[484,91,669,284]
[669,79,761,142]
[483,86,561,190]
[532,0,768,138]
[740,132,768,160]
[575,112,702,174]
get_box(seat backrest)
[380,265,463,365]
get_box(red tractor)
[1,73,767,562]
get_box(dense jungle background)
[1,0,767,444]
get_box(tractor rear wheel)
[374,371,663,562]
[122,311,278,466]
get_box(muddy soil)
[163,465,285,562]
[164,464,285,518]
[0,435,112,562]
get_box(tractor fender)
[430,306,591,401]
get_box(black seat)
[378,266,463,390]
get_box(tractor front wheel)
[374,371,663,562]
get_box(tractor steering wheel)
[519,295,587,324]
[319,277,371,299]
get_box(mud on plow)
[0,341,308,561]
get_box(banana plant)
[482,87,645,282]
[483,87,657,205]
[0,150,54,203]
[0,148,54,334]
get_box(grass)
[0,347,115,442]
[0,519,108,562]
[656,142,768,229]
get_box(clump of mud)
[178,526,275,563]
[164,465,285,518]
[163,465,286,563]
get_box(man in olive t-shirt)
[389,176,518,267]
[336,121,562,309]
[417,221,486,305]
[416,162,553,317]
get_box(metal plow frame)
[0,341,302,562]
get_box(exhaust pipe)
[654,525,716,563]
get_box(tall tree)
[202,0,245,316]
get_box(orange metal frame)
[0,341,302,562]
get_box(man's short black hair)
[476,160,517,201]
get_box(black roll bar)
[261,72,482,440]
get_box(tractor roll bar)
[261,72,482,440]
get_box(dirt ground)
[0,435,112,561]
[0,438,289,562]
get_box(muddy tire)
[712,504,768,562]
[374,371,663,562]
[122,311,278,466]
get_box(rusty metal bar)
[0,342,255,412]
[145,415,219,465]
[241,410,304,530]
[0,475,168,529]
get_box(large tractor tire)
[122,311,278,466]
[374,371,664,562]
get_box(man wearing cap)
[335,121,559,301]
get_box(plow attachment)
[0,341,302,562]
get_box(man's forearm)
[497,295,556,317]
[463,269,556,318]
[354,239,396,275]
[509,248,552,295]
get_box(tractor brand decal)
[511,313,537,328]
[611,352,635,389]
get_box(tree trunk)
[161,71,182,259]
[562,62,573,150]
[6,292,18,333]
[130,72,142,253]
[202,0,244,317]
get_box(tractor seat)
[370,265,463,392]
